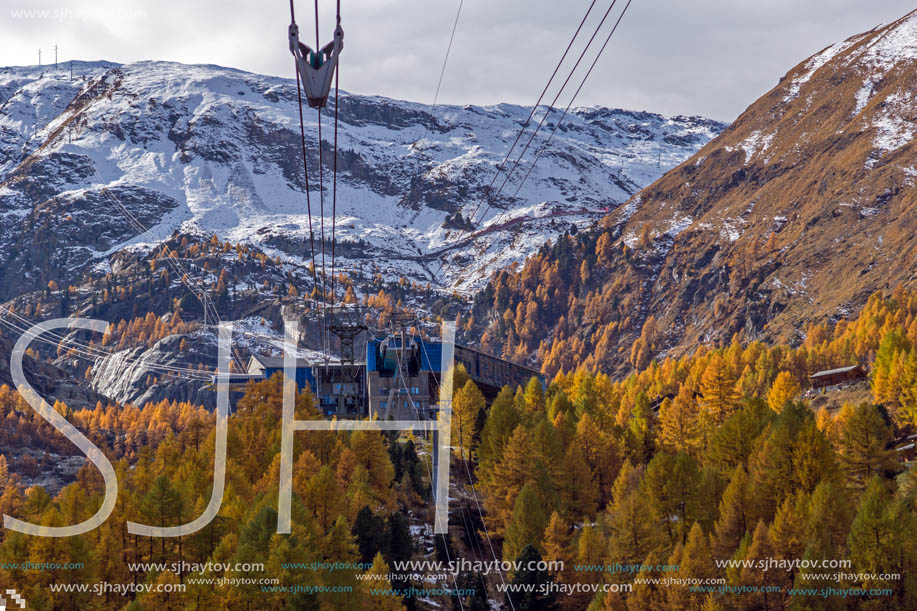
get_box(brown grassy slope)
[615,11,917,342]
[474,10,917,376]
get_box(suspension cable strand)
[295,67,318,290]
[430,0,634,293]
[428,0,614,290]
[100,187,210,320]
[314,0,326,350]
[331,46,339,306]
[317,106,327,354]
[314,0,320,51]
[470,0,619,227]
[390,330,468,611]
[403,0,463,212]
[92,176,235,368]
[401,0,462,290]
[416,338,514,611]
[465,0,597,225]
[315,0,326,318]
[0,312,212,379]
[405,0,463,214]
[413,0,463,160]
[495,0,618,202]
[512,0,634,201]
[435,0,463,107]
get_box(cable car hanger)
[289,0,343,109]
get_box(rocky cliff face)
[473,10,917,375]
[0,331,107,409]
[0,60,723,302]
[0,229,355,410]
[87,332,220,410]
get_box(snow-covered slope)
[0,60,723,298]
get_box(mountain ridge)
[471,9,917,375]
[0,59,723,302]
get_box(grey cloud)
[1,0,913,121]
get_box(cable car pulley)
[289,1,343,109]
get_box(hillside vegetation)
[470,10,917,376]
[1,288,916,609]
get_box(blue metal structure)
[366,335,544,395]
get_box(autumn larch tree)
[767,371,801,413]
[453,380,486,460]
[837,402,897,488]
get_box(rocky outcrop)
[89,332,220,410]
[0,331,108,409]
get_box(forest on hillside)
[0,288,916,609]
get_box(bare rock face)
[0,331,107,409]
[0,185,179,300]
[89,332,220,410]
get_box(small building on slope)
[809,364,868,390]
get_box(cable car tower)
[328,305,366,368]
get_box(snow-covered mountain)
[0,60,723,299]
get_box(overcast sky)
[1,1,914,121]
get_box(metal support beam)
[433,321,455,534]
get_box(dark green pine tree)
[455,570,492,611]
[386,511,413,569]
[400,440,426,495]
[140,475,183,562]
[388,440,405,481]
[472,407,488,462]
[467,571,491,611]
[352,506,390,565]
[239,506,278,550]
[507,544,560,611]
[435,533,457,564]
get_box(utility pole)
[37,49,41,67]
[54,45,58,68]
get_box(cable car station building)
[365,336,544,420]
[217,339,542,420]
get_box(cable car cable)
[469,0,620,227]
[465,0,598,226]
[330,0,341,307]
[511,0,634,201]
